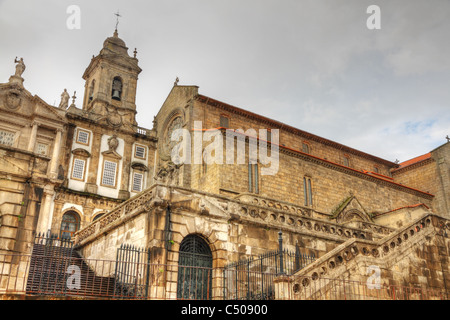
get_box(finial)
[174,77,179,86]
[395,159,400,164]
[114,10,121,35]
[446,135,450,143]
[133,48,137,58]
[70,91,77,107]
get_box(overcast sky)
[1,0,449,163]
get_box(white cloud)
[0,0,449,163]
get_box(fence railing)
[0,253,447,300]
[114,244,151,299]
[223,249,316,300]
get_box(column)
[49,128,63,176]
[27,121,39,152]
[85,131,101,194]
[119,137,132,200]
[36,187,55,235]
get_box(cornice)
[195,94,398,168]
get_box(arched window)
[93,213,105,221]
[177,234,212,300]
[111,77,122,101]
[88,79,95,101]
[303,177,313,207]
[60,211,80,239]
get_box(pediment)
[331,195,372,224]
[101,149,122,160]
[72,148,91,157]
[33,95,66,122]
[0,85,66,124]
[131,162,148,172]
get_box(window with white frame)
[0,130,15,146]
[132,172,144,192]
[101,160,118,187]
[76,129,90,145]
[134,144,146,159]
[71,158,86,181]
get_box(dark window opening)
[177,235,213,300]
[112,77,122,101]
[60,211,80,239]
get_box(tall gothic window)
[248,163,259,193]
[303,177,313,206]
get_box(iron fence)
[223,249,316,300]
[0,233,447,300]
[114,244,151,299]
[26,232,75,296]
[0,252,447,300]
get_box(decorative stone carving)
[101,135,122,159]
[14,57,25,77]
[58,89,70,109]
[154,161,180,185]
[4,90,22,110]
[107,135,119,152]
[105,106,123,127]
[161,115,183,160]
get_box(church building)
[0,29,449,300]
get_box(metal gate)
[177,235,213,300]
[114,244,151,299]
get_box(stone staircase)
[26,237,116,298]
[282,213,449,300]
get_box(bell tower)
[81,28,142,128]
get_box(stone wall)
[187,133,434,215]
[393,143,450,218]
[191,96,396,177]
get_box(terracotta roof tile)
[397,153,431,169]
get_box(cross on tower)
[114,10,122,31]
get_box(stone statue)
[59,89,70,109]
[14,57,25,77]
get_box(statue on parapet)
[59,89,70,109]
[14,57,25,77]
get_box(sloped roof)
[396,153,432,170]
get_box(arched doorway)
[177,234,213,300]
[60,211,80,239]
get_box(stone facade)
[393,143,450,217]
[0,31,156,257]
[1,31,450,299]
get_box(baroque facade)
[1,30,450,299]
